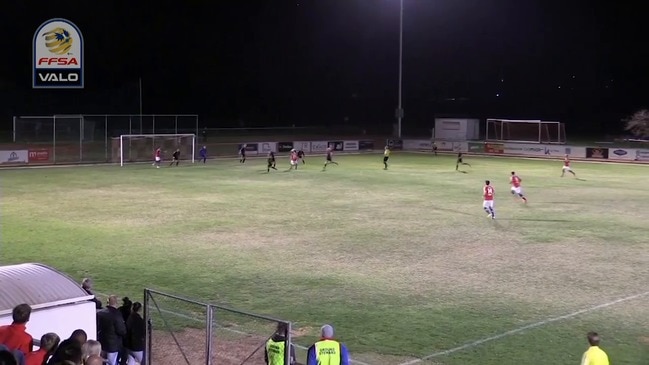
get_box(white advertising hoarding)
[258,142,277,154]
[343,141,359,151]
[0,150,29,164]
[608,148,636,161]
[293,141,311,153]
[403,140,432,150]
[635,149,649,161]
[311,141,328,153]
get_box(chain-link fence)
[144,288,292,365]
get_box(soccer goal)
[113,134,195,166]
[485,119,567,144]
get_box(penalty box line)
[398,290,649,365]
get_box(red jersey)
[483,185,494,201]
[291,151,298,161]
[0,323,33,355]
[510,175,521,188]
[155,149,161,158]
[563,157,570,167]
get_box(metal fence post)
[206,304,213,365]
[12,116,16,142]
[286,321,291,365]
[53,116,56,163]
[79,116,83,162]
[144,288,150,365]
[175,116,178,134]
[153,115,156,134]
[105,115,108,162]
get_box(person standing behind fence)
[97,296,126,365]
[125,303,145,365]
[581,332,609,365]
[306,325,349,365]
[264,323,295,365]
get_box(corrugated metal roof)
[0,263,94,316]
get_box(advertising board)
[403,140,432,150]
[386,139,403,150]
[28,149,51,162]
[358,140,374,150]
[258,142,277,154]
[343,141,359,151]
[484,143,504,154]
[311,141,328,153]
[277,142,293,153]
[328,141,344,151]
[293,141,311,153]
[608,148,635,161]
[635,149,649,161]
[468,142,484,153]
[238,143,258,155]
[0,150,29,164]
[586,147,609,159]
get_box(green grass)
[1,153,648,365]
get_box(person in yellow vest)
[265,322,296,365]
[306,324,349,365]
[581,331,609,365]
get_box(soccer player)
[267,151,277,172]
[239,144,247,164]
[456,152,471,171]
[432,142,438,156]
[510,171,527,203]
[169,149,180,166]
[199,146,207,163]
[322,147,338,171]
[581,332,609,365]
[153,147,162,168]
[383,145,390,170]
[561,154,576,177]
[289,149,299,170]
[483,180,495,219]
[297,149,306,164]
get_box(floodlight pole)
[139,77,143,134]
[396,0,404,139]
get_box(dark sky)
[1,1,647,134]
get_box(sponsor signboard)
[28,149,50,162]
[403,140,432,150]
[484,143,504,154]
[258,142,277,154]
[328,141,343,151]
[311,141,328,153]
[33,18,84,88]
[343,140,359,151]
[293,141,311,153]
[586,147,609,159]
[434,141,462,152]
[608,148,635,161]
[386,139,403,150]
[358,140,374,150]
[0,150,29,164]
[277,142,294,153]
[238,143,258,155]
[468,142,484,153]
[635,149,649,161]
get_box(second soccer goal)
[113,134,196,166]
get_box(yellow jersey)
[384,149,391,157]
[581,346,609,365]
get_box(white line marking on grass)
[398,291,649,365]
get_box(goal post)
[114,134,195,166]
[486,119,567,144]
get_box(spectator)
[25,333,59,365]
[0,304,34,355]
[47,330,86,365]
[264,323,295,365]
[125,303,144,365]
[117,299,131,324]
[81,279,102,310]
[83,355,103,365]
[47,341,82,365]
[80,341,101,362]
[0,348,18,365]
[581,331,609,365]
[96,296,126,365]
[306,325,349,365]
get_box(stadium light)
[396,0,404,138]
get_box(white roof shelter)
[0,263,97,342]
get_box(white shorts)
[511,186,522,195]
[290,159,297,166]
[483,200,494,209]
[562,166,572,171]
[155,157,161,162]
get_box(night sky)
[1,1,647,135]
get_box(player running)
[456,152,471,171]
[152,147,162,168]
[289,149,299,170]
[297,149,306,164]
[483,180,495,219]
[510,171,527,203]
[383,145,391,170]
[199,146,207,163]
[169,149,180,167]
[322,147,338,171]
[267,151,277,172]
[561,154,576,177]
[239,144,247,164]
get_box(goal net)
[486,119,567,144]
[113,134,195,166]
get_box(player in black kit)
[239,144,247,163]
[322,147,338,171]
[297,149,306,164]
[456,152,471,171]
[169,149,180,166]
[267,151,277,172]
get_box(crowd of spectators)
[0,279,145,365]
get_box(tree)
[624,109,649,139]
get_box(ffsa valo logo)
[33,18,84,88]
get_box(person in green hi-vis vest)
[265,322,296,365]
[306,325,349,365]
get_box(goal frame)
[119,134,195,166]
[485,119,566,144]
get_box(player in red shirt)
[289,149,299,170]
[510,171,527,203]
[152,147,162,168]
[561,154,576,177]
[483,180,495,219]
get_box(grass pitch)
[1,153,648,365]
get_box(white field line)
[95,292,372,365]
[407,150,649,166]
[398,290,649,365]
